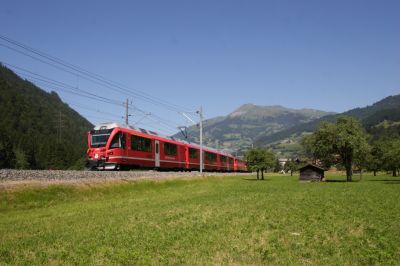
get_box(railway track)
[0,169,251,189]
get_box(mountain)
[255,94,400,150]
[173,104,334,154]
[0,64,93,169]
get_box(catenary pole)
[199,106,203,175]
[125,98,129,126]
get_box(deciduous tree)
[301,116,370,182]
[245,148,275,180]
[376,137,400,176]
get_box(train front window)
[109,132,126,149]
[91,134,110,148]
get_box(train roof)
[92,122,235,157]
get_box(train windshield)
[90,128,114,148]
[91,134,111,148]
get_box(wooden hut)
[299,164,325,181]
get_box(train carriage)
[156,138,186,170]
[219,154,228,172]
[87,122,247,172]
[187,145,200,170]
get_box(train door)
[121,132,127,162]
[155,140,160,168]
[185,145,189,170]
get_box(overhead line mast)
[198,106,204,175]
[125,98,129,126]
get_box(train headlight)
[94,154,99,159]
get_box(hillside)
[0,64,93,169]
[255,94,400,153]
[174,104,333,154]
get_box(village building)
[278,158,289,167]
[299,164,325,181]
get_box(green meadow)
[0,174,399,265]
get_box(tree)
[0,131,16,168]
[262,150,275,179]
[376,137,400,176]
[366,143,383,176]
[301,133,317,164]
[14,148,28,169]
[301,116,370,182]
[353,140,372,180]
[245,148,275,180]
[284,159,298,176]
[274,159,282,173]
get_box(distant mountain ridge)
[255,94,400,146]
[228,104,333,121]
[174,104,334,153]
[0,64,93,169]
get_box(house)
[299,164,325,181]
[278,158,289,167]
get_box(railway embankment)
[0,169,250,189]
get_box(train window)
[205,152,217,162]
[220,155,227,163]
[109,132,126,149]
[91,133,111,148]
[229,158,234,165]
[189,148,198,159]
[131,135,152,152]
[164,142,177,156]
[110,134,119,148]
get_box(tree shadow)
[368,179,400,182]
[325,180,347,183]
[383,181,400,184]
[242,178,269,181]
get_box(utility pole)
[199,106,203,175]
[125,98,129,126]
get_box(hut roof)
[299,164,325,172]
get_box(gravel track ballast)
[0,169,248,183]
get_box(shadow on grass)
[368,179,400,182]
[383,181,400,184]
[373,180,400,184]
[325,179,363,183]
[242,178,269,181]
[325,180,347,183]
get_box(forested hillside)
[0,64,93,169]
[255,94,400,146]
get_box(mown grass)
[0,173,399,265]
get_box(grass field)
[0,173,399,265]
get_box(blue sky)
[1,0,399,135]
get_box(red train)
[86,123,247,172]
